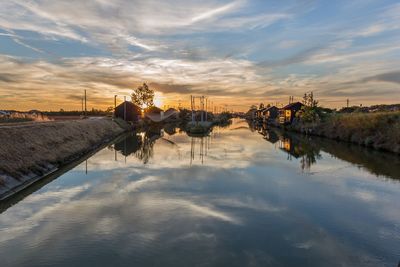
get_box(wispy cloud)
[0,0,399,110]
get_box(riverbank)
[287,111,400,154]
[0,118,129,200]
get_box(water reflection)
[252,122,400,180]
[1,119,400,267]
[112,124,213,166]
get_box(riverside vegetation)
[289,93,400,153]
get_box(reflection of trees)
[257,126,400,179]
[258,127,322,171]
[135,131,159,164]
[278,134,321,171]
[114,134,142,157]
[246,120,257,132]
[299,141,322,171]
[114,126,163,164]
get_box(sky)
[0,0,399,111]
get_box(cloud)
[0,1,400,110]
[361,71,400,85]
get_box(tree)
[131,83,154,108]
[302,92,318,108]
[105,106,114,113]
[299,91,321,123]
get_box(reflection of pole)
[85,159,88,175]
[190,137,194,166]
[124,137,126,164]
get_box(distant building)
[262,106,279,122]
[255,108,265,121]
[245,108,257,120]
[145,107,179,123]
[145,106,163,115]
[279,102,305,124]
[115,101,141,122]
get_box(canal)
[1,119,400,267]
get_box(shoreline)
[272,124,400,155]
[0,118,129,201]
[260,111,400,155]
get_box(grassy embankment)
[293,111,400,154]
[0,118,129,199]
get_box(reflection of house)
[262,106,279,122]
[114,134,142,156]
[279,137,303,158]
[263,129,279,144]
[115,101,141,122]
[279,102,304,124]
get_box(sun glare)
[153,92,163,107]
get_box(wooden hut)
[279,102,304,124]
[255,108,265,121]
[245,108,257,120]
[115,101,141,122]
[262,106,279,122]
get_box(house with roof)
[262,106,279,123]
[114,101,142,122]
[279,102,305,125]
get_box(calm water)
[1,119,400,267]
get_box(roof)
[145,109,178,122]
[145,106,163,114]
[282,102,304,110]
[165,108,177,113]
[115,101,141,112]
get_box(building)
[279,102,305,124]
[245,108,257,120]
[145,107,179,123]
[115,101,142,122]
[262,106,279,123]
[255,108,265,121]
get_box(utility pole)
[84,90,87,116]
[200,96,204,122]
[191,95,194,123]
[347,99,349,108]
[205,97,208,121]
[114,95,117,118]
[124,96,126,121]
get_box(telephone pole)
[84,90,87,116]
[124,96,126,121]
